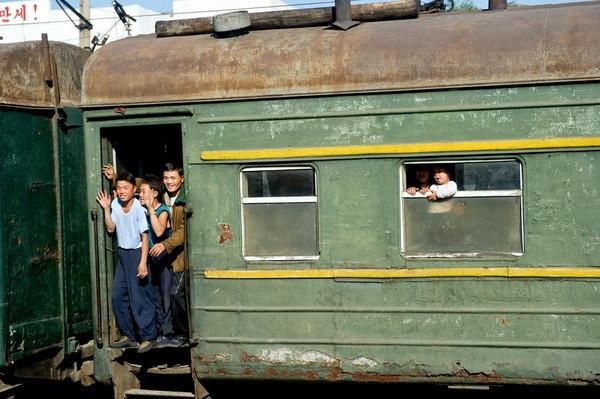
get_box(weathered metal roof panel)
[0,40,88,108]
[82,3,600,106]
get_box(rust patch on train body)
[196,347,598,386]
[218,223,233,244]
[0,41,88,108]
[194,350,513,384]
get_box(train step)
[0,383,22,398]
[124,388,194,398]
[126,362,191,375]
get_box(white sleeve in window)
[431,181,457,199]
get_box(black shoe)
[160,335,186,348]
[110,337,138,349]
[138,340,155,354]
[155,335,169,349]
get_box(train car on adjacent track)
[0,37,94,392]
[80,1,600,397]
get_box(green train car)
[0,38,93,388]
[81,1,600,397]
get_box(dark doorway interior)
[101,124,182,179]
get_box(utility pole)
[80,0,90,48]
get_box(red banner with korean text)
[0,0,50,24]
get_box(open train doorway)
[97,123,183,350]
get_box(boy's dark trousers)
[112,248,157,342]
[150,254,174,337]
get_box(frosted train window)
[241,166,318,260]
[401,160,523,257]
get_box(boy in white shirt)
[96,171,156,353]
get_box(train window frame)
[400,159,524,258]
[240,165,320,261]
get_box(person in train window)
[96,171,157,353]
[139,175,177,348]
[427,165,457,201]
[406,165,433,196]
[149,163,188,347]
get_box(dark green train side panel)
[59,107,92,343]
[1,108,61,363]
[0,107,92,366]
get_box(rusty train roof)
[0,40,89,109]
[82,2,600,107]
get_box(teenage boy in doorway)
[96,171,157,353]
[149,163,188,346]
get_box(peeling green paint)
[182,83,600,385]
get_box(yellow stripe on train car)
[200,136,600,161]
[203,267,600,279]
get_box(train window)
[241,166,319,260]
[401,160,523,257]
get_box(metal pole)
[80,0,90,48]
[332,0,359,30]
